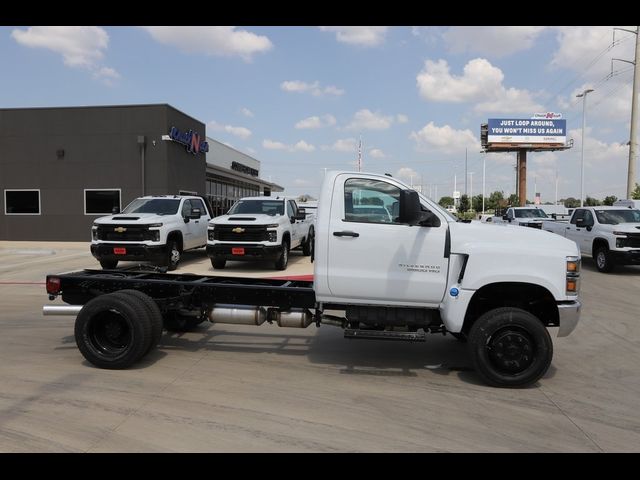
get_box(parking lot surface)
[1,241,639,452]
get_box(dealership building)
[0,104,282,241]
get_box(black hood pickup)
[228,217,256,221]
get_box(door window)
[344,178,399,224]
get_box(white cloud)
[409,122,479,154]
[263,139,289,150]
[319,26,389,47]
[416,58,543,113]
[369,148,385,158]
[395,167,419,183]
[321,138,357,152]
[208,121,252,139]
[443,26,547,57]
[295,114,336,129]
[262,139,316,152]
[240,107,254,118]
[11,26,120,84]
[346,109,394,130]
[293,140,315,152]
[140,26,272,61]
[396,114,409,124]
[281,80,344,97]
[294,179,312,186]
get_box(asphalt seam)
[539,386,605,452]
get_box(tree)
[438,196,454,208]
[507,194,518,206]
[459,194,470,213]
[603,195,617,206]
[585,196,601,206]
[563,197,580,208]
[472,194,483,213]
[632,183,640,200]
[487,191,504,211]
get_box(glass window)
[190,198,206,216]
[181,199,192,217]
[570,209,585,225]
[286,200,295,218]
[123,198,180,215]
[4,190,40,215]
[85,189,120,215]
[595,209,640,224]
[344,178,399,224]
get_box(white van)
[613,199,640,209]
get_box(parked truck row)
[45,171,582,388]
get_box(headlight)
[91,226,98,240]
[566,256,580,296]
[208,227,215,241]
[148,223,163,228]
[612,231,627,236]
[266,224,279,228]
[268,231,277,242]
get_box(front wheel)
[275,240,289,270]
[302,228,314,256]
[165,239,181,271]
[468,307,553,388]
[595,246,615,273]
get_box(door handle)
[333,231,359,237]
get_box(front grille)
[214,225,268,242]
[620,234,640,248]
[96,225,155,241]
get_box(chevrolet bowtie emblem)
[114,227,127,233]
[232,227,245,233]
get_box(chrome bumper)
[557,300,581,337]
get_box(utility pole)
[628,27,639,197]
[577,88,594,207]
[465,148,468,196]
[482,153,486,214]
[469,172,474,212]
[555,168,559,206]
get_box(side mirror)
[502,215,508,220]
[189,208,201,219]
[111,206,120,214]
[398,190,421,225]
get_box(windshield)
[514,208,548,218]
[595,209,640,225]
[123,198,180,215]
[228,200,284,216]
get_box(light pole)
[468,172,474,212]
[576,88,594,207]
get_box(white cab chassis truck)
[206,196,315,270]
[90,195,212,271]
[542,206,640,272]
[45,171,581,388]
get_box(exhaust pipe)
[43,305,82,316]
[209,304,266,326]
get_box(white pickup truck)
[91,195,212,271]
[47,170,582,387]
[492,206,549,229]
[542,206,640,272]
[206,196,315,270]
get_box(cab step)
[343,329,426,342]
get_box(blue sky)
[1,26,637,202]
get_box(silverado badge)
[114,227,127,233]
[232,227,245,233]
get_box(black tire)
[74,293,153,369]
[165,239,181,271]
[164,312,206,332]
[100,260,118,269]
[302,228,314,256]
[275,240,289,270]
[468,307,553,388]
[595,246,615,273]
[115,290,163,354]
[211,258,226,269]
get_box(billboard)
[487,118,566,145]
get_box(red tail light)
[46,276,61,295]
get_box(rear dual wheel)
[74,291,162,369]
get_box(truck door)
[180,200,198,249]
[327,175,448,305]
[189,198,209,247]
[566,208,590,254]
